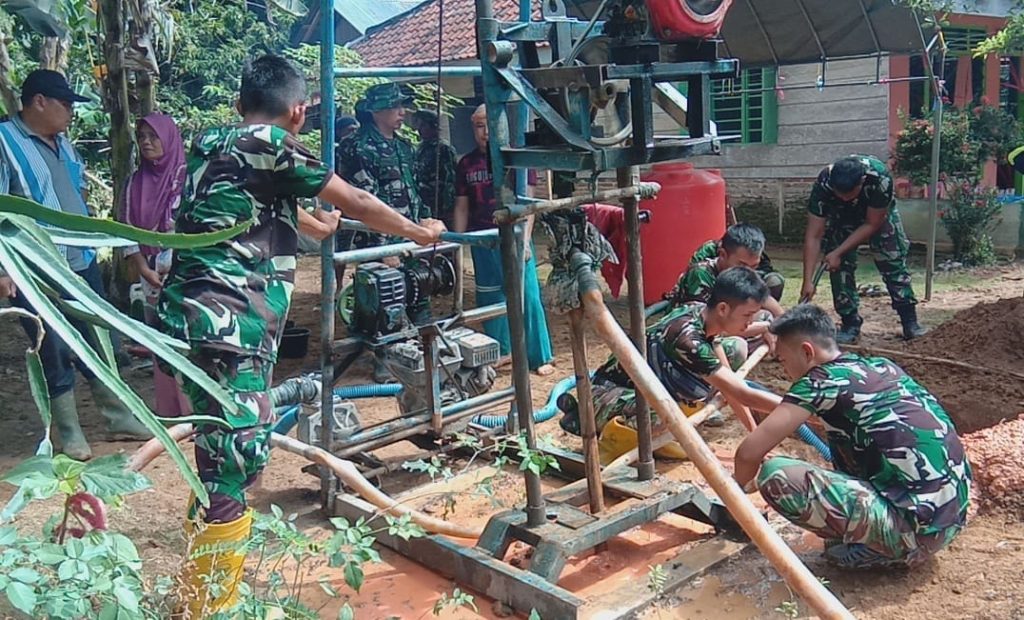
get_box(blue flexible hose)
[797,424,833,462]
[271,383,404,436]
[472,374,581,428]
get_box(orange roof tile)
[350,0,541,68]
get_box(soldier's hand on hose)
[412,218,446,246]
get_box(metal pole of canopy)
[924,48,943,301]
[319,0,337,512]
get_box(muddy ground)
[0,250,1023,619]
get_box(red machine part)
[639,162,726,305]
[646,0,733,41]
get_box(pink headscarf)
[124,113,185,257]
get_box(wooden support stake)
[568,309,605,514]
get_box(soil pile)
[961,415,1024,517]
[909,296,1024,368]
[901,296,1024,433]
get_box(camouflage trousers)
[165,349,274,524]
[757,456,962,566]
[592,336,746,432]
[823,208,917,320]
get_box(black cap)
[21,70,89,104]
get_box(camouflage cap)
[362,82,414,112]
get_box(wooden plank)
[332,493,585,620]
[778,98,888,124]
[777,119,889,146]
[580,537,749,619]
[777,87,887,107]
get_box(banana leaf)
[0,243,209,507]
[0,196,254,249]
[0,307,53,457]
[5,230,240,417]
[0,196,267,508]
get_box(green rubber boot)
[51,391,92,461]
[88,379,153,441]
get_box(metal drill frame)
[324,224,517,458]
[318,1,748,616]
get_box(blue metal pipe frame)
[318,0,337,511]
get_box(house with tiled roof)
[346,0,546,154]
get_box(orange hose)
[128,424,481,539]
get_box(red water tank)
[646,0,733,41]
[639,163,726,305]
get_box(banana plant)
[0,194,256,517]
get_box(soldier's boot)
[88,379,152,441]
[896,305,927,341]
[824,543,905,570]
[51,391,92,461]
[556,393,581,436]
[835,314,863,345]
[179,510,253,618]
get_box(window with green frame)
[908,26,986,119]
[710,68,778,144]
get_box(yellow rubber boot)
[181,510,252,618]
[597,417,688,465]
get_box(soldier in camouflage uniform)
[802,155,925,344]
[688,232,785,301]
[337,83,431,380]
[336,82,427,248]
[411,109,457,228]
[671,223,785,318]
[734,304,970,569]
[158,55,444,615]
[560,268,784,463]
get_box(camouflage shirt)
[672,258,719,305]
[597,302,723,402]
[414,137,457,225]
[336,124,424,246]
[782,353,972,534]
[808,155,895,230]
[158,124,332,361]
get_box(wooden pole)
[567,309,604,514]
[99,0,133,215]
[580,290,854,620]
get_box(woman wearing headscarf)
[119,112,190,416]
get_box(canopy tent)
[719,0,928,68]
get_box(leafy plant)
[775,599,800,618]
[0,450,154,618]
[191,509,425,619]
[0,194,260,506]
[941,182,1003,265]
[647,563,668,597]
[892,108,980,187]
[431,587,478,616]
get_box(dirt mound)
[961,415,1024,518]
[909,296,1024,368]
[902,297,1024,434]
